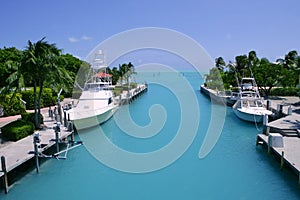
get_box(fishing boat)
[68,81,118,130]
[67,51,118,130]
[232,77,272,123]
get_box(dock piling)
[266,100,270,110]
[298,173,300,188]
[54,123,60,153]
[33,133,40,173]
[63,110,67,127]
[267,142,271,155]
[280,151,285,170]
[263,114,269,134]
[277,104,283,118]
[1,156,8,194]
[70,131,75,142]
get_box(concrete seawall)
[200,85,236,106]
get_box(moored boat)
[68,81,118,130]
[232,77,272,123]
[67,50,118,130]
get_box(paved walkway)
[267,96,300,115]
[0,98,73,148]
[266,96,300,133]
[0,106,73,178]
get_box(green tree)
[23,37,72,129]
[215,57,226,71]
[235,55,248,76]
[253,58,281,97]
[0,47,23,88]
[205,67,224,91]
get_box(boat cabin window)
[256,100,263,107]
[108,97,112,105]
[248,100,256,107]
[85,83,109,91]
[242,100,248,107]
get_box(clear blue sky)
[1,0,299,65]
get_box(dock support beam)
[70,131,75,142]
[280,151,284,170]
[33,134,40,173]
[263,115,269,134]
[266,100,270,110]
[298,173,300,188]
[277,104,283,118]
[55,130,60,153]
[1,156,8,194]
[63,111,67,127]
[267,142,271,155]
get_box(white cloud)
[68,35,93,43]
[68,37,79,43]
[81,35,93,41]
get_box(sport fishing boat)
[67,51,118,130]
[232,77,272,123]
[68,81,118,130]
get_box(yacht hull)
[71,105,118,130]
[233,108,263,123]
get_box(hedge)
[269,87,300,96]
[1,120,34,141]
[21,88,64,110]
[21,112,44,129]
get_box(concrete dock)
[200,85,300,185]
[117,83,148,105]
[257,96,300,186]
[257,134,300,179]
[0,85,147,193]
[200,85,237,106]
[0,108,74,193]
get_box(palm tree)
[235,55,248,78]
[1,53,27,114]
[215,57,226,71]
[24,37,72,129]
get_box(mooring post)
[33,133,40,173]
[280,151,284,170]
[48,106,52,117]
[266,100,270,110]
[70,131,75,143]
[67,121,73,132]
[55,123,60,153]
[298,173,300,189]
[277,104,283,118]
[1,156,8,194]
[263,114,268,134]
[288,105,292,115]
[63,110,67,127]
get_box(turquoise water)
[1,72,300,199]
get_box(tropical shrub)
[269,87,300,96]
[0,93,26,116]
[21,112,44,128]
[21,87,61,109]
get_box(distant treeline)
[205,50,300,97]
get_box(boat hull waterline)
[72,105,118,130]
[233,107,272,123]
